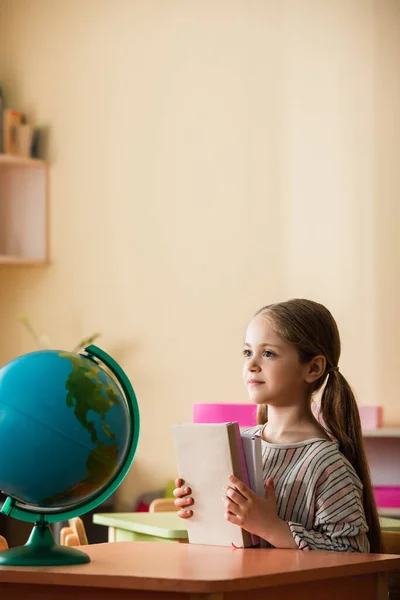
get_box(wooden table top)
[1,542,400,594]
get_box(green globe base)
[0,520,90,566]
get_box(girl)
[174,299,381,552]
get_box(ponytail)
[320,370,382,553]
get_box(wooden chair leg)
[60,526,73,546]
[69,517,88,546]
[65,533,79,547]
[108,526,116,543]
[0,535,8,551]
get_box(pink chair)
[193,403,257,428]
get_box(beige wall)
[0,0,399,509]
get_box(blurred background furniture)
[192,402,257,428]
[382,518,400,532]
[363,429,400,519]
[93,512,187,543]
[0,535,8,551]
[382,531,400,600]
[149,498,176,512]
[52,494,114,545]
[60,517,89,548]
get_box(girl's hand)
[223,475,280,538]
[173,477,194,519]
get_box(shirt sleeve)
[287,460,370,552]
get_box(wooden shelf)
[362,430,400,495]
[363,429,400,438]
[0,155,48,263]
[0,255,48,266]
[0,153,46,168]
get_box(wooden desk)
[93,511,400,543]
[0,541,400,599]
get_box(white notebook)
[172,422,254,547]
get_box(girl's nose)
[248,357,261,372]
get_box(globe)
[0,345,140,566]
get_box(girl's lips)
[248,380,264,386]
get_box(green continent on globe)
[41,353,122,506]
[60,352,121,444]
[42,442,118,505]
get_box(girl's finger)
[224,496,240,515]
[265,477,275,492]
[228,475,251,500]
[177,508,193,519]
[175,478,183,487]
[174,496,193,508]
[224,510,241,525]
[225,487,245,506]
[173,485,192,498]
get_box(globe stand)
[0,516,90,566]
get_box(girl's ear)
[304,355,326,383]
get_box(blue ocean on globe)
[0,350,131,508]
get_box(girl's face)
[242,314,310,407]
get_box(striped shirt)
[243,425,370,552]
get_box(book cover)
[172,422,254,547]
[235,427,260,546]
[241,432,264,496]
[241,432,271,548]
[3,109,24,154]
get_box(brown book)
[3,109,24,154]
[172,422,254,547]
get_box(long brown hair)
[254,298,381,553]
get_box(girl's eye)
[243,349,252,358]
[263,350,275,358]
